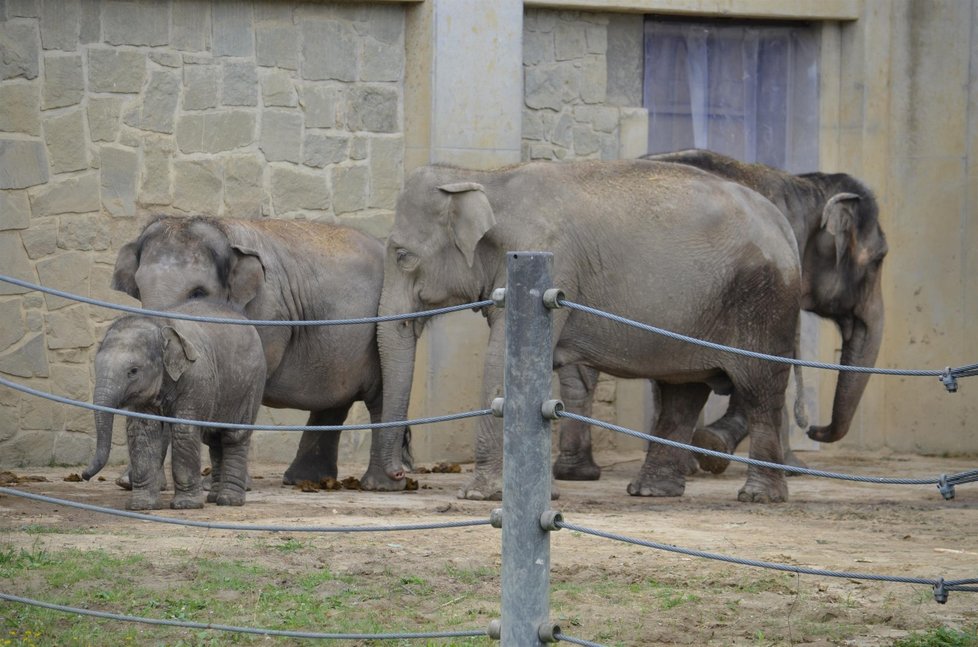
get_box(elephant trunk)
[84,383,122,480]
[375,296,421,482]
[808,291,884,443]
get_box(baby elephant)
[82,300,266,510]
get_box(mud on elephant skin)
[112,215,408,491]
[83,300,266,510]
[375,159,802,503]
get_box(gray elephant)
[374,159,802,502]
[553,150,888,480]
[112,215,404,490]
[82,300,266,510]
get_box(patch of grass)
[892,627,978,647]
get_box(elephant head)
[375,168,497,480]
[113,216,265,311]
[797,175,887,442]
[83,317,199,482]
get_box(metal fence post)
[500,252,555,646]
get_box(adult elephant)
[553,150,888,480]
[112,215,403,489]
[373,159,802,502]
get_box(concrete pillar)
[403,0,524,462]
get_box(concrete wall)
[0,0,407,467]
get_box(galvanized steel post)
[500,252,555,646]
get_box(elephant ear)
[112,241,141,299]
[820,192,861,266]
[161,326,199,382]
[439,182,496,268]
[228,245,265,308]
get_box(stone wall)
[0,1,406,467]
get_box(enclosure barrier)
[1,266,977,645]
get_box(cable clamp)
[490,508,503,529]
[940,367,958,393]
[538,622,561,643]
[542,399,564,420]
[938,474,955,500]
[933,578,948,604]
[487,619,502,640]
[540,510,563,531]
[491,287,506,308]
[542,288,564,309]
[491,397,505,418]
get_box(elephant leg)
[202,429,223,503]
[125,417,166,510]
[361,391,410,491]
[116,423,171,491]
[779,407,808,474]
[170,423,204,509]
[691,395,748,475]
[628,382,711,497]
[553,364,602,481]
[736,375,790,503]
[282,408,346,485]
[214,429,252,506]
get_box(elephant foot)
[736,473,788,503]
[691,427,734,475]
[171,496,204,510]
[116,469,167,491]
[215,491,245,506]
[282,465,338,486]
[679,451,699,477]
[782,448,808,476]
[359,465,407,492]
[126,497,163,510]
[456,471,503,501]
[553,454,601,481]
[626,467,685,497]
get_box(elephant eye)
[189,287,208,299]
[127,367,139,378]
[395,248,419,272]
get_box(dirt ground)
[2,448,977,646]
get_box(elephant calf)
[82,300,266,510]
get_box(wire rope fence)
[1,262,977,645]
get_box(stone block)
[0,83,40,135]
[555,20,587,61]
[552,111,574,148]
[0,233,34,295]
[0,303,24,352]
[522,110,546,141]
[224,154,264,218]
[572,124,601,156]
[585,22,607,55]
[0,334,48,377]
[0,429,56,466]
[580,55,607,105]
[87,96,125,142]
[6,1,40,18]
[346,86,398,133]
[19,396,63,431]
[124,69,179,133]
[29,171,100,216]
[223,61,258,107]
[87,49,146,93]
[35,250,90,310]
[176,111,255,153]
[43,109,88,173]
[79,0,100,44]
[149,51,181,68]
[171,0,210,52]
[40,0,79,50]
[368,136,403,210]
[172,158,222,216]
[606,15,644,107]
[525,9,556,33]
[183,65,220,110]
[363,5,402,44]
[331,164,368,214]
[525,62,580,111]
[350,136,368,160]
[99,145,138,217]
[303,132,348,168]
[46,305,94,350]
[54,430,95,465]
[299,84,342,128]
[302,21,357,82]
[257,25,299,70]
[0,190,30,230]
[261,69,297,107]
[59,214,110,251]
[21,222,58,258]
[42,53,84,109]
[574,105,619,133]
[0,139,49,189]
[139,136,173,206]
[213,2,253,57]
[1,21,39,79]
[259,110,302,163]
[270,165,330,214]
[524,30,554,66]
[361,37,402,83]
[103,0,168,46]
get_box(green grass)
[892,627,978,647]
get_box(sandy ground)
[1,449,977,646]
